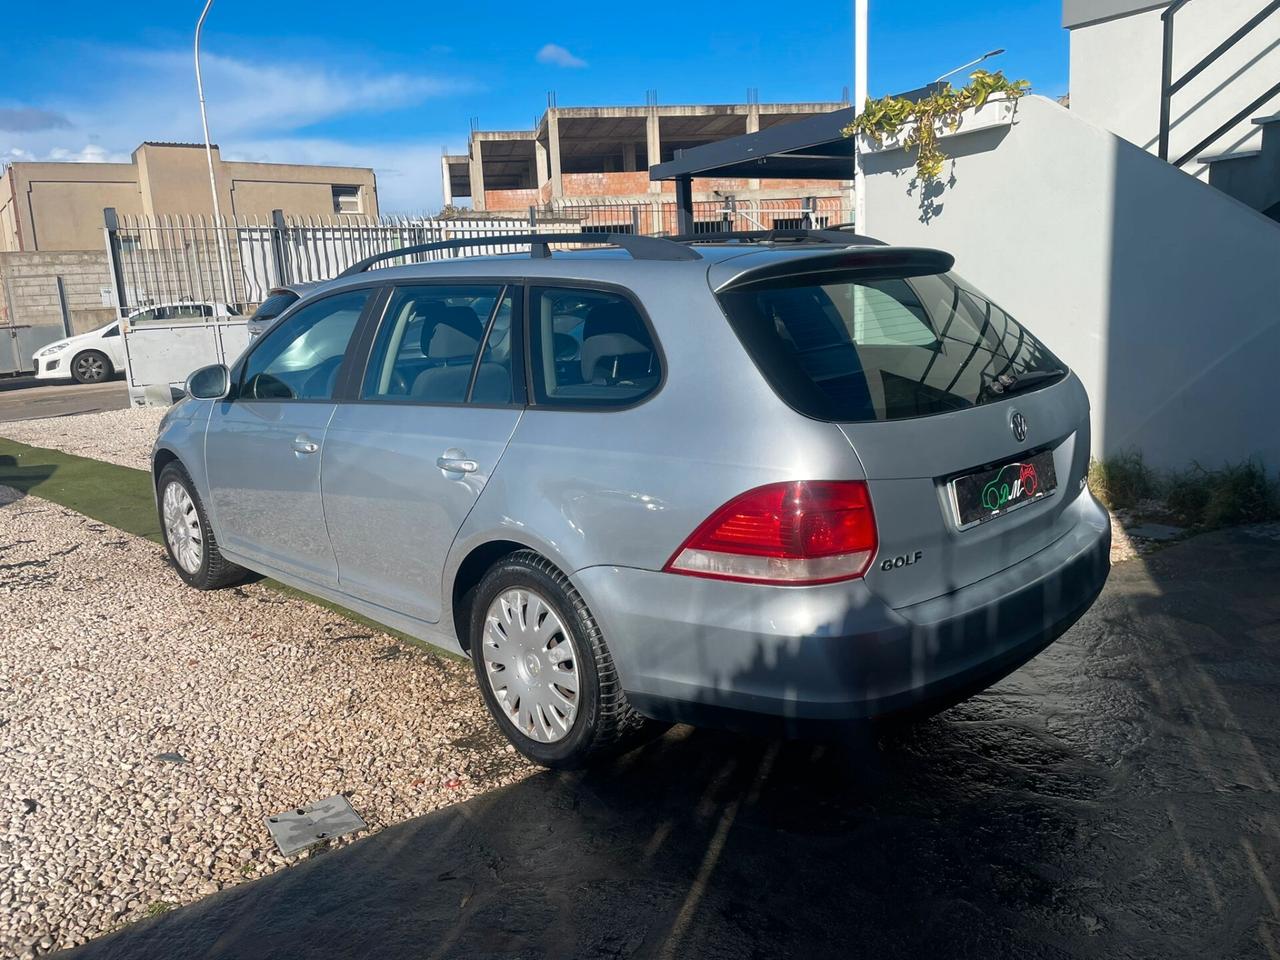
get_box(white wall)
[1069,0,1280,176]
[862,95,1280,470]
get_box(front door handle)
[293,435,319,455]
[437,454,479,474]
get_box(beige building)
[1,142,379,252]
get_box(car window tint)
[718,272,1064,423]
[361,285,504,404]
[529,287,660,406]
[251,292,298,323]
[102,325,120,338]
[240,289,369,401]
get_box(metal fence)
[102,197,851,317]
[537,195,852,237]
[103,210,581,316]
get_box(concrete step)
[1201,115,1280,222]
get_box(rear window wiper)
[980,368,1066,400]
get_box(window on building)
[332,185,362,216]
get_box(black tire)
[71,350,112,384]
[469,550,664,768]
[156,462,246,590]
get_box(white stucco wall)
[1069,0,1280,176]
[862,95,1280,470]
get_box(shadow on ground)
[65,529,1280,960]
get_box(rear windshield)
[252,292,299,322]
[717,271,1065,422]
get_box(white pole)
[195,0,234,309]
[853,0,868,233]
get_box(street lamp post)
[934,48,1006,85]
[195,0,234,308]
[853,0,868,232]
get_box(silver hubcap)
[162,481,204,574]
[482,589,580,743]
[76,355,104,380]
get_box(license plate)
[950,449,1057,528]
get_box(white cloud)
[0,47,466,211]
[536,43,587,69]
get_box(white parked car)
[32,302,236,384]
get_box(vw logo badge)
[1010,410,1028,443]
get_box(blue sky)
[0,0,1068,212]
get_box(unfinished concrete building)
[442,100,853,226]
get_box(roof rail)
[337,232,701,277]
[665,228,886,247]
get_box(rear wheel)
[71,350,111,384]
[469,550,662,768]
[157,463,245,590]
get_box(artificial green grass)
[0,436,163,541]
[0,435,463,660]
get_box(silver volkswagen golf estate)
[154,231,1110,768]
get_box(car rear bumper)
[575,489,1111,734]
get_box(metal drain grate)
[265,795,366,856]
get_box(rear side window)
[529,286,661,407]
[717,272,1064,422]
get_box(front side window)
[529,286,661,406]
[102,325,120,339]
[718,271,1065,423]
[361,285,514,404]
[240,288,369,401]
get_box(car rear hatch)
[711,245,1091,609]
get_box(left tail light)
[663,480,878,585]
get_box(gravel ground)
[0,485,532,958]
[0,407,167,472]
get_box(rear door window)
[360,285,514,405]
[528,286,661,406]
[717,272,1064,422]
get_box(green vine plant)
[843,70,1031,181]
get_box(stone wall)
[0,250,116,340]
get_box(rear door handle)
[293,435,319,455]
[437,455,479,474]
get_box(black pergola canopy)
[649,106,860,183]
[650,84,941,232]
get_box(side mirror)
[185,363,231,401]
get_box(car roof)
[298,238,916,302]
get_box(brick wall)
[0,250,116,338]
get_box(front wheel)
[71,350,112,384]
[157,463,245,590]
[469,550,663,768]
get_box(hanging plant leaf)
[843,70,1030,182]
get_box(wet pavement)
[64,528,1280,960]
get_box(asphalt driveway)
[0,378,128,424]
[60,526,1280,960]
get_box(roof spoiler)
[712,246,956,293]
